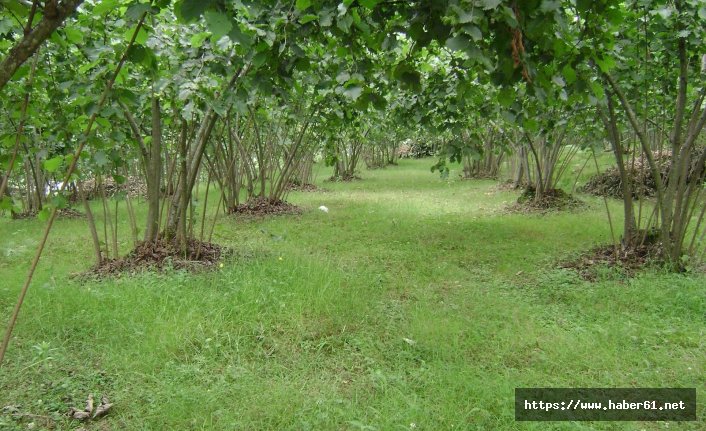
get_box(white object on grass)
[318,205,329,213]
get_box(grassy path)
[1,158,704,430]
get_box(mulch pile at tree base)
[10,210,38,220]
[492,180,526,192]
[57,208,85,218]
[10,208,85,219]
[85,239,223,277]
[228,197,302,216]
[285,182,322,192]
[327,174,362,182]
[461,173,498,180]
[579,166,658,199]
[77,176,147,200]
[579,149,706,199]
[507,187,584,213]
[365,161,398,170]
[559,242,664,281]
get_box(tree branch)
[0,0,85,92]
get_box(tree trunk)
[598,93,637,245]
[145,96,162,242]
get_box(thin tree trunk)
[145,96,162,242]
[77,181,101,265]
[598,93,637,245]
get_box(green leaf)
[204,10,232,40]
[501,110,516,124]
[127,44,147,63]
[501,6,518,27]
[319,10,334,26]
[210,99,227,116]
[252,51,269,69]
[44,156,63,173]
[539,0,561,13]
[78,59,100,74]
[480,0,501,10]
[51,194,68,210]
[445,35,471,52]
[136,26,149,44]
[299,14,318,24]
[343,85,363,100]
[84,101,99,116]
[590,81,605,100]
[393,64,422,92]
[551,75,565,87]
[604,7,623,25]
[116,89,138,105]
[575,0,591,12]
[64,27,84,44]
[126,2,151,21]
[463,25,482,42]
[497,87,514,107]
[699,7,706,20]
[179,0,216,22]
[455,7,481,24]
[370,93,387,110]
[228,26,252,47]
[337,14,353,32]
[465,44,491,69]
[295,0,312,11]
[95,117,112,130]
[336,71,351,84]
[359,0,380,8]
[524,118,539,133]
[38,208,50,221]
[190,32,209,48]
[123,25,149,44]
[595,56,615,73]
[654,6,673,20]
[94,151,109,167]
[94,0,121,16]
[561,64,577,84]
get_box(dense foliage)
[1,0,706,364]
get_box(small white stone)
[318,205,329,213]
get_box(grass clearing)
[1,158,704,430]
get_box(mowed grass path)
[1,158,704,430]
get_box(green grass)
[1,158,704,430]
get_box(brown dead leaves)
[67,394,112,421]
